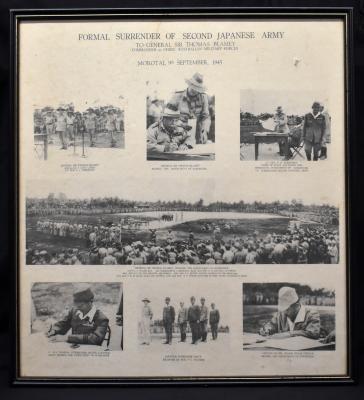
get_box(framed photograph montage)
[12,7,354,385]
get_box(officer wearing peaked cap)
[47,287,109,346]
[167,73,211,144]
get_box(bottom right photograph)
[242,282,336,351]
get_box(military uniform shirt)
[177,307,188,324]
[200,305,209,322]
[188,305,201,322]
[303,113,326,144]
[147,121,193,153]
[52,307,109,345]
[168,90,210,122]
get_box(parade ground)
[26,211,294,254]
[34,131,125,161]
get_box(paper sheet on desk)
[260,118,275,131]
[172,143,215,155]
[243,333,327,350]
[30,332,109,352]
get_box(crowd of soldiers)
[34,104,124,149]
[28,221,339,265]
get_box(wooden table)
[253,132,289,161]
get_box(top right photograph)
[240,89,331,161]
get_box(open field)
[34,131,125,161]
[26,212,295,255]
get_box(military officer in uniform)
[259,286,321,339]
[147,106,194,155]
[167,72,211,144]
[85,108,97,147]
[55,107,68,150]
[66,109,75,142]
[273,106,290,157]
[162,297,175,344]
[319,103,331,160]
[46,287,109,346]
[199,297,209,342]
[105,109,117,147]
[302,101,326,161]
[188,296,201,344]
[177,301,188,342]
[209,302,220,340]
[43,110,55,144]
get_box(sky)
[33,95,127,112]
[240,89,331,116]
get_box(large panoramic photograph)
[26,178,339,266]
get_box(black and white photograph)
[138,287,229,350]
[242,283,336,351]
[240,90,331,161]
[146,73,215,160]
[30,282,123,351]
[34,100,125,160]
[25,177,339,266]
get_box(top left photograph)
[33,100,125,160]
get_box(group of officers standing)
[34,105,124,149]
[140,296,221,345]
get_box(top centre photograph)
[146,72,215,161]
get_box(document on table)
[243,333,329,350]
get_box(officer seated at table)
[147,106,194,154]
[46,287,109,346]
[259,286,321,339]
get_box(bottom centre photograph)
[137,286,230,349]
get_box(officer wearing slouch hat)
[47,287,109,346]
[167,72,211,144]
[147,106,194,154]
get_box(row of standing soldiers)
[161,297,220,344]
[34,106,124,149]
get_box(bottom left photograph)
[30,282,123,351]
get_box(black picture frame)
[10,6,355,386]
